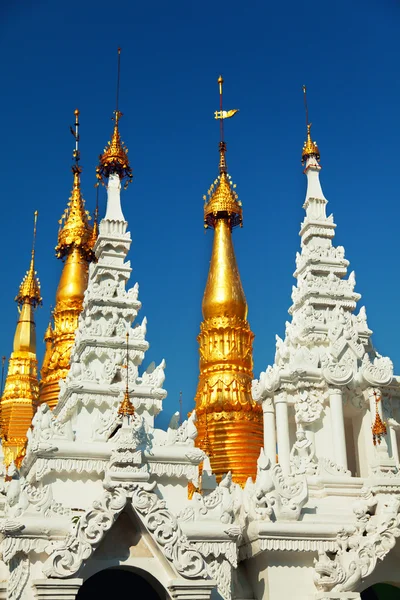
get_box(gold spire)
[96,49,133,187]
[301,86,320,164]
[56,110,94,261]
[1,212,41,467]
[194,77,263,486]
[39,110,95,410]
[16,211,42,308]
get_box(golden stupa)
[1,212,42,467]
[194,77,263,486]
[39,110,96,409]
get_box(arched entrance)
[361,583,400,599]
[76,567,164,600]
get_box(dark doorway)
[76,568,162,600]
[361,584,400,600]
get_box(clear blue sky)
[1,0,399,428]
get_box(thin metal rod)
[302,85,309,127]
[116,48,121,113]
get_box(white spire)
[104,173,125,222]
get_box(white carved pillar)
[168,578,216,600]
[33,579,83,599]
[262,398,276,466]
[275,392,291,475]
[389,425,399,465]
[329,388,347,469]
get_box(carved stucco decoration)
[243,449,308,522]
[361,354,393,387]
[313,493,400,593]
[294,390,324,424]
[42,483,207,581]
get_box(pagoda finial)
[96,49,133,187]
[16,211,42,308]
[302,86,320,164]
[118,332,135,416]
[56,109,94,261]
[204,76,241,230]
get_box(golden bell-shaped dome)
[96,111,133,185]
[204,142,242,230]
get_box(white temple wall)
[155,479,191,510]
[45,473,104,509]
[244,551,316,600]
[314,406,334,464]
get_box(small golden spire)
[89,184,100,250]
[56,110,94,261]
[204,76,242,230]
[118,332,135,416]
[96,49,133,187]
[301,86,320,164]
[16,211,42,308]
[44,320,54,342]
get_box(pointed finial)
[96,49,133,187]
[16,211,42,308]
[116,48,121,114]
[213,76,239,174]
[70,109,81,174]
[57,110,95,261]
[118,331,135,416]
[204,76,242,230]
[301,85,320,164]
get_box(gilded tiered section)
[96,110,133,186]
[195,145,263,486]
[1,230,42,467]
[39,157,95,409]
[302,123,320,164]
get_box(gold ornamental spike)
[96,49,133,186]
[16,211,42,308]
[56,110,94,261]
[203,77,242,229]
[301,85,320,164]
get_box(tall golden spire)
[1,212,41,467]
[39,110,95,409]
[194,77,263,486]
[302,85,320,164]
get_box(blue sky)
[1,0,399,428]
